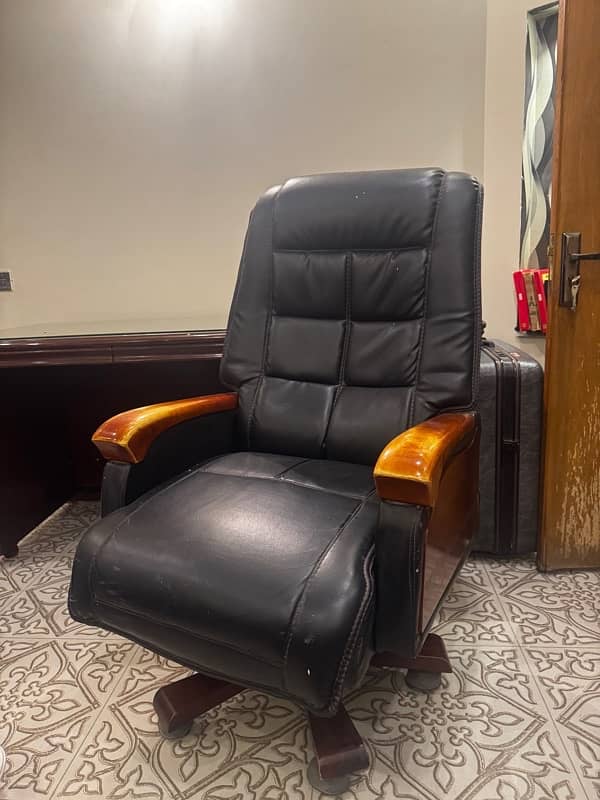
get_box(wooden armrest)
[92,393,238,464]
[373,412,477,506]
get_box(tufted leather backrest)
[221,169,482,465]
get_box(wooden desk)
[0,319,228,557]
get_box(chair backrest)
[221,168,482,465]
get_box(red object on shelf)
[533,268,549,333]
[513,270,531,332]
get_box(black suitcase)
[476,339,544,555]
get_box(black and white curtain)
[520,4,558,269]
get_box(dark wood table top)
[0,317,228,367]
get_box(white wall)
[482,0,547,362]
[1,0,546,367]
[0,0,486,330]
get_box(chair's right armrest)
[373,412,477,506]
[372,412,480,659]
[94,393,238,516]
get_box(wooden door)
[539,0,600,569]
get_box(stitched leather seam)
[198,456,308,478]
[71,613,340,712]
[375,505,423,653]
[255,374,416,390]
[196,453,234,472]
[273,246,427,254]
[410,515,417,618]
[268,312,423,324]
[407,520,414,618]
[408,171,447,427]
[91,595,283,668]
[221,209,254,386]
[320,251,352,456]
[197,467,374,501]
[339,251,352,387]
[246,185,284,449]
[273,458,312,478]
[328,543,375,712]
[85,466,201,624]
[281,498,365,691]
[280,476,374,500]
[81,614,287,690]
[471,181,484,407]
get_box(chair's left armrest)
[93,393,238,516]
[93,393,238,464]
[373,412,477,507]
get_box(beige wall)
[482,0,546,362]
[1,0,545,366]
[0,0,486,331]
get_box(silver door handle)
[559,232,600,310]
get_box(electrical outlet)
[0,272,12,291]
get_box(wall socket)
[0,272,13,291]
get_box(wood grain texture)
[93,393,238,464]
[308,706,369,780]
[0,367,75,557]
[421,426,480,628]
[0,329,226,367]
[373,412,477,506]
[0,349,225,557]
[153,674,242,737]
[540,0,600,569]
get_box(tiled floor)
[1,502,599,800]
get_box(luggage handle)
[481,320,495,348]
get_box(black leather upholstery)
[375,501,429,656]
[71,452,377,712]
[100,411,236,516]
[222,169,482,464]
[69,168,482,716]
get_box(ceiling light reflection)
[156,0,231,36]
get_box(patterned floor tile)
[28,570,118,640]
[0,637,135,799]
[0,551,56,597]
[0,576,115,641]
[1,501,598,800]
[486,558,600,646]
[55,645,577,800]
[525,647,600,800]
[53,649,312,800]
[0,591,57,638]
[344,646,587,800]
[430,560,515,645]
[16,502,98,558]
[482,556,539,590]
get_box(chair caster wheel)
[405,669,442,692]
[307,758,351,795]
[158,721,193,740]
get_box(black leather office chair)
[69,168,482,794]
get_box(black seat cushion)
[69,453,377,714]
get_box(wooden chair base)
[371,632,452,673]
[371,633,452,692]
[153,672,369,794]
[153,638,449,790]
[307,705,369,793]
[153,672,242,738]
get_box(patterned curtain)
[520,4,559,269]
